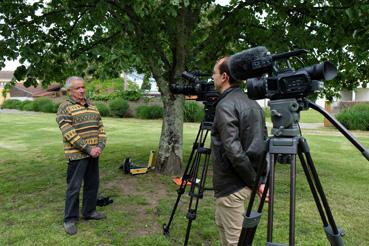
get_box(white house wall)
[355,88,369,101]
[340,90,353,101]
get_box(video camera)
[170,71,220,122]
[228,46,337,100]
[170,71,219,102]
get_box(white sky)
[3,60,20,71]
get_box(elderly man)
[211,57,267,245]
[56,76,107,235]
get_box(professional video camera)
[170,71,220,122]
[228,46,337,100]
[170,71,219,102]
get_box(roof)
[10,83,62,97]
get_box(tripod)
[163,120,213,246]
[238,98,369,246]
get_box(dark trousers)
[64,157,99,222]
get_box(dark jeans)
[64,157,99,223]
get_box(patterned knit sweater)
[56,97,107,160]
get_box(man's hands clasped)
[90,147,102,158]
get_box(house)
[9,83,62,101]
[0,70,13,105]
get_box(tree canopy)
[1,0,369,173]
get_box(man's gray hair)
[65,76,84,89]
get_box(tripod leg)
[267,153,277,243]
[298,138,344,246]
[163,124,209,236]
[289,154,297,246]
[238,154,271,246]
[184,147,211,246]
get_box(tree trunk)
[156,92,184,175]
[152,3,190,175]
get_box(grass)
[264,107,325,123]
[0,111,368,245]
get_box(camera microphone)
[228,46,273,81]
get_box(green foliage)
[108,98,129,117]
[183,101,204,122]
[39,99,55,113]
[136,105,163,119]
[95,101,110,117]
[1,99,22,109]
[85,78,123,96]
[52,102,61,113]
[110,90,142,101]
[21,100,34,111]
[90,94,110,101]
[141,75,151,91]
[32,97,53,112]
[89,90,143,102]
[336,103,369,131]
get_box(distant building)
[9,83,62,101]
[0,70,13,105]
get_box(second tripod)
[163,120,213,246]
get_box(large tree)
[1,0,368,174]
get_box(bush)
[2,99,22,109]
[136,105,163,119]
[109,98,129,117]
[53,102,61,113]
[21,100,34,111]
[336,103,369,131]
[95,101,110,117]
[110,90,143,101]
[32,97,51,112]
[184,101,204,122]
[32,97,55,113]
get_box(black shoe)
[63,222,77,235]
[84,211,106,220]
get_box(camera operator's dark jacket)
[211,87,267,198]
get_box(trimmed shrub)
[53,102,61,113]
[95,101,110,117]
[136,105,163,119]
[109,98,129,117]
[32,97,52,112]
[110,90,142,101]
[336,103,369,131]
[21,100,34,111]
[184,101,204,122]
[2,99,22,109]
[40,102,55,113]
[32,97,54,113]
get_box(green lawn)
[0,111,368,245]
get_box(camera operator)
[211,57,267,245]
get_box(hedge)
[184,101,204,122]
[95,101,110,117]
[336,103,369,131]
[109,98,129,117]
[136,105,163,119]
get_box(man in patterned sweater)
[56,76,107,235]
